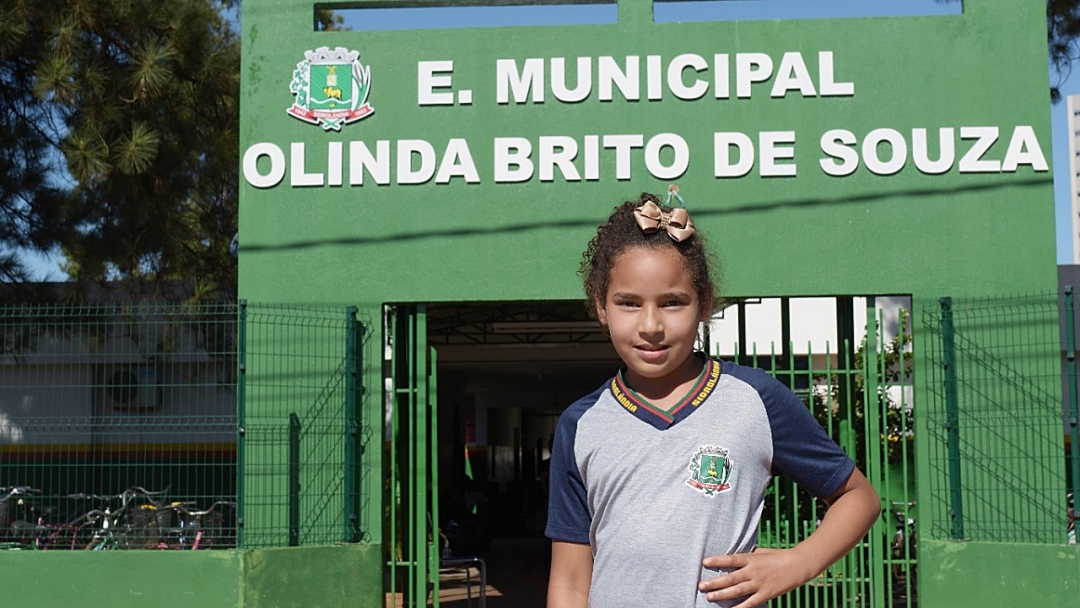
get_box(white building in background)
[709,296,911,357]
[1068,94,1080,263]
[708,296,914,419]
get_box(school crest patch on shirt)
[687,445,733,496]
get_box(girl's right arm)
[547,540,593,608]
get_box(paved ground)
[439,537,549,608]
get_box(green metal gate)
[388,305,440,607]
[385,300,914,607]
[723,302,912,608]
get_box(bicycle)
[13,490,146,550]
[92,488,236,551]
[1,486,43,548]
[176,500,237,549]
[887,501,917,605]
[1067,492,1075,545]
[83,486,173,550]
[151,499,237,550]
[34,507,113,550]
[27,492,128,550]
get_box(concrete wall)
[0,545,382,608]
[920,540,1080,607]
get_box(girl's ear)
[698,295,714,323]
[594,298,608,326]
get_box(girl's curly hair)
[580,192,721,319]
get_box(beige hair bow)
[633,200,695,242]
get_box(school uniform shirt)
[545,356,855,608]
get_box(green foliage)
[316,8,349,32]
[0,0,239,295]
[856,308,915,465]
[816,309,914,468]
[0,5,67,282]
[1049,0,1080,101]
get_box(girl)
[545,192,880,608]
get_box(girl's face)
[596,245,709,396]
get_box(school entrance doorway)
[387,298,914,608]
[388,301,618,607]
[427,301,616,545]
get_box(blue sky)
[23,0,1076,278]
[339,0,960,30]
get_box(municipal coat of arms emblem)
[687,445,733,496]
[287,46,374,131]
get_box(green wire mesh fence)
[2,291,1071,564]
[0,302,238,549]
[921,293,1068,545]
[238,302,368,548]
[0,301,370,550]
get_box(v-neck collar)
[609,356,722,430]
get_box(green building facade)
[234,1,1069,606]
[4,2,1071,607]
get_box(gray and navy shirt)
[545,356,855,608]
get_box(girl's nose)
[639,305,663,336]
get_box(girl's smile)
[596,245,710,407]
[635,344,670,360]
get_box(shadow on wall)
[241,176,1051,253]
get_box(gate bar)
[1065,287,1080,499]
[344,306,362,543]
[939,297,965,540]
[864,301,887,608]
[237,299,248,548]
[289,412,301,547]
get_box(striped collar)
[609,356,722,430]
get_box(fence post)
[344,306,362,543]
[236,299,248,549]
[863,300,887,607]
[1066,287,1080,499]
[939,296,965,540]
[289,412,301,546]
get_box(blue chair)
[438,523,487,608]
[440,554,487,608]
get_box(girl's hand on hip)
[698,547,815,608]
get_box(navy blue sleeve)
[724,362,855,500]
[544,386,603,544]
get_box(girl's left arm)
[548,540,593,608]
[698,467,880,608]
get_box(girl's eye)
[664,300,685,308]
